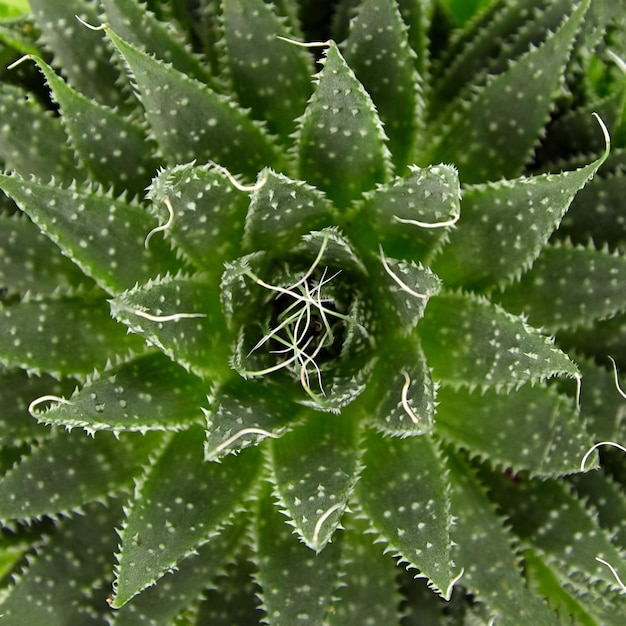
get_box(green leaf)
[113,426,261,607]
[0,292,145,377]
[431,146,608,291]
[419,292,579,391]
[204,378,299,461]
[427,0,590,183]
[243,168,336,254]
[254,488,343,625]
[113,513,246,626]
[30,54,160,195]
[447,453,561,626]
[0,173,180,295]
[356,432,455,599]
[106,26,278,177]
[222,0,313,140]
[326,516,402,626]
[110,274,229,379]
[436,383,595,477]
[349,164,460,264]
[296,41,390,207]
[0,430,159,522]
[395,0,434,80]
[100,0,213,84]
[342,0,422,172]
[0,213,90,297]
[0,83,80,183]
[36,352,208,433]
[497,242,626,332]
[0,500,122,625]
[0,0,30,19]
[269,411,362,551]
[28,0,126,108]
[147,161,252,277]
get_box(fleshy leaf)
[147,161,252,276]
[30,54,160,195]
[342,0,422,172]
[296,41,390,207]
[349,164,460,263]
[110,274,229,378]
[356,432,455,599]
[436,383,595,477]
[0,292,145,378]
[496,242,626,332]
[255,487,343,625]
[222,0,313,140]
[427,0,590,183]
[204,378,299,461]
[0,173,180,295]
[106,26,278,177]
[243,168,336,254]
[37,352,208,433]
[0,430,159,522]
[0,501,123,625]
[419,292,579,391]
[431,145,608,291]
[269,411,362,551]
[113,427,261,607]
[447,452,561,626]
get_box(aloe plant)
[1,0,626,623]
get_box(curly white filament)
[28,395,73,414]
[592,112,611,153]
[133,309,207,322]
[214,427,280,454]
[75,15,108,31]
[444,568,465,600]
[400,370,420,424]
[276,36,331,48]
[596,557,626,593]
[580,441,626,471]
[212,163,267,192]
[608,356,626,400]
[7,54,32,70]
[380,246,428,300]
[607,50,626,75]
[145,197,175,248]
[312,503,344,545]
[393,212,460,229]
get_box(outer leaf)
[222,0,313,140]
[356,432,455,599]
[255,488,343,625]
[296,41,390,207]
[349,164,460,264]
[270,411,362,551]
[28,0,126,108]
[419,292,579,391]
[0,293,145,377]
[113,426,261,607]
[0,501,122,625]
[0,173,180,295]
[496,242,626,332]
[37,352,208,433]
[113,513,246,626]
[431,145,608,291]
[147,161,252,277]
[31,55,160,194]
[447,452,561,626]
[110,274,229,378]
[342,0,422,171]
[0,83,80,183]
[0,430,159,522]
[106,27,278,177]
[427,0,589,183]
[435,383,595,477]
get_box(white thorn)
[380,245,428,300]
[75,14,108,31]
[276,36,331,48]
[312,503,344,545]
[145,197,175,248]
[133,309,207,322]
[213,428,280,454]
[596,557,626,593]
[28,395,73,414]
[580,441,626,471]
[393,212,459,229]
[400,370,420,424]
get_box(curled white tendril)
[312,503,345,545]
[213,427,280,455]
[133,309,207,323]
[28,395,73,414]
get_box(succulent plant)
[1,0,626,623]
